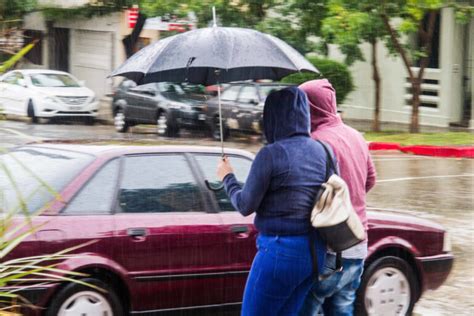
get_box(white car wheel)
[365,266,410,316]
[114,110,128,133]
[357,256,418,316]
[157,112,168,135]
[58,291,113,316]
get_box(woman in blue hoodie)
[217,87,331,315]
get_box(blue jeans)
[299,254,364,316]
[241,234,326,316]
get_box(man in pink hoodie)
[299,79,376,315]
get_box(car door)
[124,83,158,123]
[191,153,257,304]
[113,154,230,312]
[234,85,259,131]
[40,158,120,264]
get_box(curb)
[368,142,474,158]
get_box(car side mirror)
[78,80,86,87]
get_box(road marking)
[0,127,44,142]
[373,158,434,162]
[377,174,474,183]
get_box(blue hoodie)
[223,86,331,235]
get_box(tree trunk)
[371,40,381,132]
[411,78,421,133]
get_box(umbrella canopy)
[110,26,318,86]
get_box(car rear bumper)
[418,253,454,291]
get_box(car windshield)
[30,73,81,88]
[0,147,94,213]
[158,82,185,95]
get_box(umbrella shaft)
[217,84,224,157]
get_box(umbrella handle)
[205,180,225,191]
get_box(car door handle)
[127,228,147,238]
[230,226,248,234]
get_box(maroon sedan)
[2,145,453,315]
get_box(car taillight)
[443,231,452,252]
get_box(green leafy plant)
[281,57,354,104]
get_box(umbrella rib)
[143,35,178,76]
[260,33,301,72]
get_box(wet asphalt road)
[1,119,473,315]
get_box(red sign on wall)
[128,7,139,28]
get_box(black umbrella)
[111,9,318,189]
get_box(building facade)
[328,8,473,129]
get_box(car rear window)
[0,147,94,213]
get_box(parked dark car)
[205,82,291,140]
[4,145,453,315]
[111,80,209,136]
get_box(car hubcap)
[58,291,113,316]
[157,113,167,135]
[114,112,125,131]
[365,267,410,316]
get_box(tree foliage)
[0,0,37,21]
[281,57,354,104]
[140,0,274,28]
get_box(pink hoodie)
[299,79,376,230]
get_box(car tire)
[27,100,39,124]
[46,278,124,316]
[157,111,179,137]
[211,115,229,141]
[355,256,419,316]
[114,108,129,133]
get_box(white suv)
[0,69,99,123]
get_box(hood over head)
[263,86,310,143]
[299,79,342,131]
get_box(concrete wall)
[469,20,474,128]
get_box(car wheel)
[211,115,229,141]
[356,256,418,316]
[46,278,124,316]
[27,100,39,124]
[157,111,179,137]
[114,109,129,133]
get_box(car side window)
[221,85,241,101]
[3,73,20,85]
[238,86,259,104]
[194,154,252,212]
[130,83,157,95]
[118,155,202,213]
[64,159,120,214]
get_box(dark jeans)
[299,254,364,316]
[241,234,326,316]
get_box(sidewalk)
[368,142,474,158]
